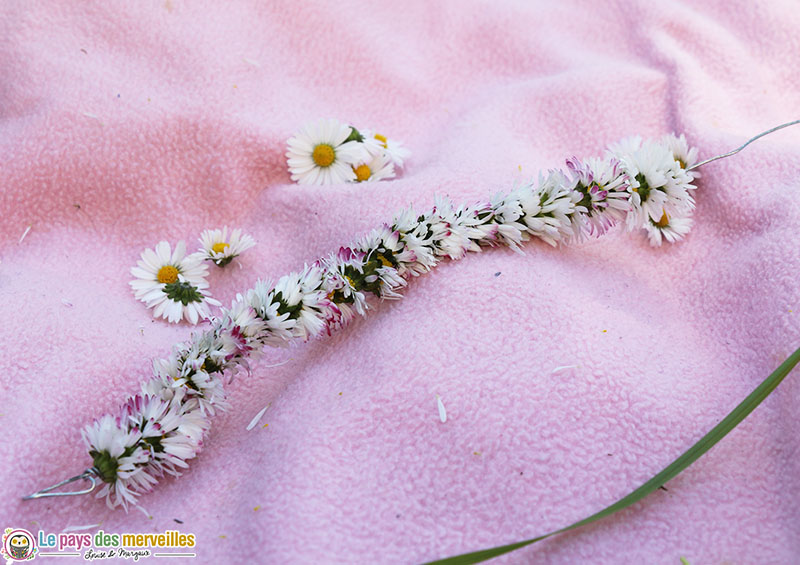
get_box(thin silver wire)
[22,468,97,500]
[688,119,800,170]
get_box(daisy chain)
[86,133,698,509]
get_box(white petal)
[436,395,447,423]
[155,241,172,264]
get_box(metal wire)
[689,119,800,170]
[22,469,98,500]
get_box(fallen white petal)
[551,365,579,375]
[436,395,447,423]
[260,359,291,369]
[246,405,270,431]
[62,523,101,533]
[134,504,151,519]
[61,299,73,307]
[19,225,31,244]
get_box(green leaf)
[425,346,800,564]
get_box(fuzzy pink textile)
[2,1,800,563]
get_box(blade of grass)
[426,345,800,565]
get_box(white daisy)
[391,207,441,274]
[351,152,396,183]
[351,230,408,299]
[121,393,208,478]
[662,133,699,172]
[361,224,421,278]
[198,227,256,267]
[644,211,693,246]
[418,198,482,260]
[286,118,367,185]
[661,133,700,211]
[151,335,230,416]
[358,129,386,158]
[365,130,411,168]
[270,267,329,340]
[129,241,220,324]
[490,189,529,250]
[463,201,502,246]
[515,170,579,247]
[141,369,209,438]
[610,138,686,230]
[213,294,267,367]
[565,156,631,239]
[82,415,156,510]
[318,246,370,331]
[172,343,230,416]
[246,279,297,347]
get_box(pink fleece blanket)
[3,1,800,563]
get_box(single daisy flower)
[130,241,220,325]
[662,133,700,172]
[286,118,367,185]
[171,337,230,416]
[82,415,156,510]
[198,227,256,267]
[245,279,297,347]
[318,246,370,331]
[351,152,395,183]
[364,129,411,168]
[610,137,686,230]
[270,267,329,340]
[644,211,693,246]
[213,294,268,369]
[566,156,631,239]
[121,393,202,477]
[515,170,580,247]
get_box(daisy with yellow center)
[362,128,412,168]
[353,163,371,182]
[285,118,367,185]
[351,152,395,183]
[130,240,220,324]
[198,227,256,267]
[157,265,179,284]
[645,211,693,247]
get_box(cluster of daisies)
[286,118,410,185]
[130,228,256,324]
[85,133,699,509]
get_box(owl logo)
[1,528,37,561]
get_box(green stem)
[426,346,800,564]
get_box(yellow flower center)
[353,164,371,182]
[157,265,179,284]
[374,133,388,148]
[312,144,335,167]
[655,211,670,228]
[212,242,229,254]
[344,275,356,288]
[376,253,392,267]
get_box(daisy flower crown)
[22,121,799,514]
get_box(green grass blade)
[426,346,800,565]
